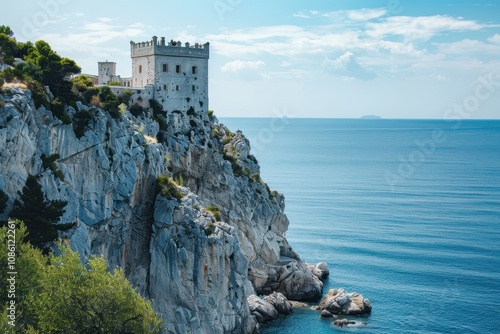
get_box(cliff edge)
[0,88,322,333]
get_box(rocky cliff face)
[0,88,322,333]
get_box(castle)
[97,36,210,114]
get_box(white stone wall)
[109,85,154,109]
[152,55,208,113]
[131,55,155,88]
[98,62,116,85]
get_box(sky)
[1,0,500,119]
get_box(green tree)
[0,221,46,331]
[36,246,163,333]
[9,175,71,250]
[0,189,8,215]
[0,25,14,37]
[0,31,18,65]
[24,40,81,96]
[0,221,163,333]
[72,74,94,94]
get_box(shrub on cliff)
[156,176,184,200]
[0,189,8,215]
[9,175,72,250]
[0,221,164,333]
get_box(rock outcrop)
[319,288,372,316]
[264,291,292,315]
[0,87,322,333]
[248,295,279,324]
[307,262,330,280]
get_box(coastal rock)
[264,291,292,315]
[316,262,330,278]
[333,319,356,327]
[306,262,329,280]
[248,295,279,323]
[319,288,372,316]
[321,310,333,318]
[0,87,319,333]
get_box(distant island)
[360,115,382,119]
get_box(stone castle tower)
[130,36,210,114]
[97,61,117,85]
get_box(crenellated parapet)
[130,36,209,59]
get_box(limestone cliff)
[0,88,322,333]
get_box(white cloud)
[367,15,488,41]
[488,34,500,44]
[293,11,310,19]
[221,60,265,72]
[37,20,147,54]
[347,8,387,21]
[323,51,376,80]
[437,38,500,55]
[207,26,366,57]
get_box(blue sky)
[1,0,500,118]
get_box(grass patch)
[156,176,184,200]
[205,205,221,221]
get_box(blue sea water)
[219,118,500,334]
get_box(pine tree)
[10,175,72,249]
[0,189,8,215]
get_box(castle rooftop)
[130,36,209,59]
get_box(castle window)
[139,65,142,73]
[163,64,168,72]
[192,66,197,74]
[176,65,181,73]
[176,85,179,91]
[164,84,167,90]
[192,85,196,92]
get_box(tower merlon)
[130,37,209,59]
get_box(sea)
[219,118,500,334]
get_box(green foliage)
[149,99,168,142]
[25,77,48,108]
[222,151,243,176]
[251,173,261,182]
[0,222,46,331]
[82,87,99,103]
[205,223,216,236]
[15,62,43,82]
[208,109,214,118]
[222,132,234,145]
[121,89,133,105]
[0,189,8,214]
[41,153,64,181]
[130,103,144,117]
[174,175,184,187]
[205,205,221,221]
[73,109,94,139]
[49,98,71,124]
[0,31,18,65]
[71,74,93,94]
[156,176,183,200]
[98,86,120,118]
[24,40,81,97]
[0,25,14,37]
[248,154,258,164]
[0,222,164,333]
[9,175,71,250]
[107,80,122,86]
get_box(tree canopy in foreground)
[0,221,163,333]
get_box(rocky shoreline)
[0,88,375,333]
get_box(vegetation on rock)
[9,175,72,250]
[0,222,163,333]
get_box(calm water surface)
[220,118,500,334]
